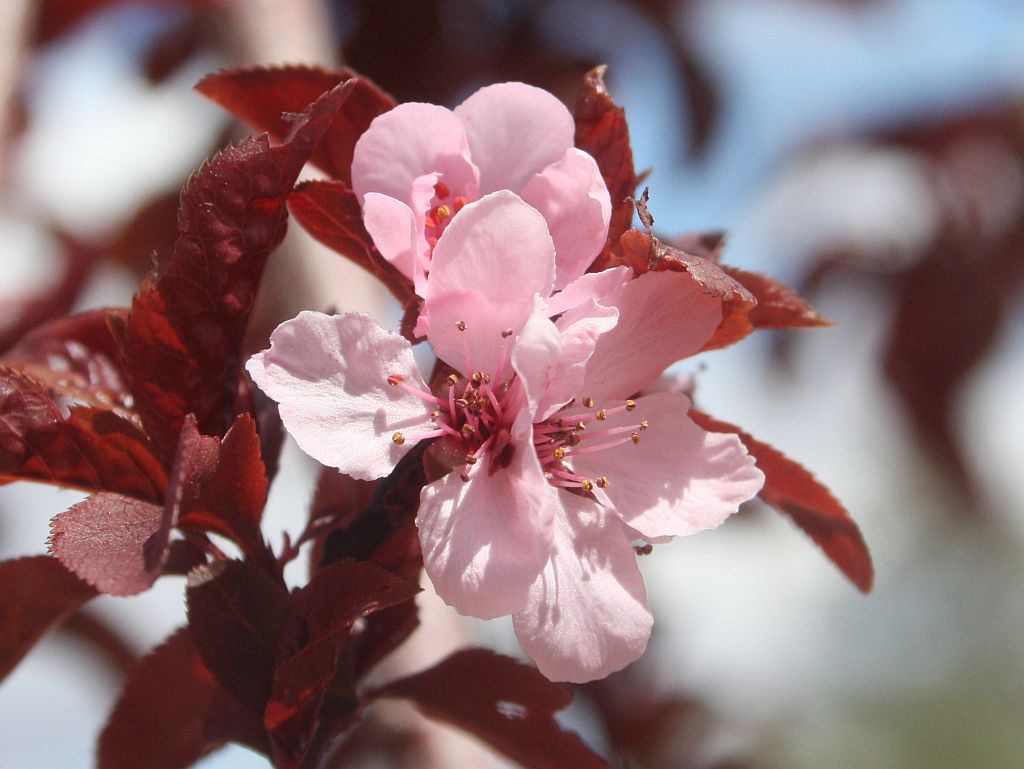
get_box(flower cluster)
[248,83,764,682]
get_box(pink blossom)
[247,194,763,682]
[351,82,611,302]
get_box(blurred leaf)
[117,80,355,458]
[98,627,267,769]
[48,493,165,596]
[288,180,416,304]
[574,66,638,271]
[186,560,297,716]
[0,555,96,682]
[690,409,873,592]
[376,648,612,769]
[0,369,166,502]
[196,65,395,185]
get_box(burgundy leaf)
[98,627,268,769]
[3,308,132,413]
[289,180,415,304]
[307,466,380,571]
[48,492,165,596]
[689,409,873,592]
[375,648,612,769]
[573,66,638,272]
[616,229,757,351]
[0,555,96,682]
[118,79,355,458]
[175,414,272,569]
[722,266,832,330]
[196,65,395,184]
[187,560,297,716]
[0,369,166,502]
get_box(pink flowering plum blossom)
[351,81,611,305]
[247,193,763,682]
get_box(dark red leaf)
[0,369,166,502]
[118,79,355,458]
[48,492,165,596]
[689,409,873,592]
[196,65,395,184]
[98,628,268,769]
[376,648,612,769]
[3,308,132,413]
[616,229,757,351]
[175,414,272,569]
[307,467,380,571]
[187,560,297,715]
[0,555,96,682]
[289,180,415,304]
[573,66,638,272]
[0,233,96,354]
[722,267,832,330]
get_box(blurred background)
[1,1,1023,767]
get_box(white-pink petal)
[361,192,419,281]
[570,391,764,540]
[454,82,575,195]
[417,412,557,619]
[426,192,556,379]
[245,311,434,481]
[512,493,653,683]
[519,148,612,289]
[579,270,723,403]
[352,102,479,204]
[545,265,631,318]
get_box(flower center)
[423,180,469,249]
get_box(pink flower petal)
[520,148,612,289]
[545,265,632,318]
[512,493,653,683]
[580,270,723,402]
[417,412,557,619]
[426,192,556,379]
[361,192,419,280]
[352,102,479,204]
[454,82,575,195]
[245,312,434,480]
[569,391,764,540]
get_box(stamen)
[580,479,594,491]
[447,373,459,386]
[581,396,594,408]
[595,409,607,421]
[387,374,404,386]
[471,371,484,385]
[596,476,609,488]
[553,446,566,460]
[386,375,446,406]
[631,432,640,444]
[625,399,637,411]
[501,328,514,338]
[392,432,405,445]
[640,420,649,431]
[435,204,452,219]
[465,454,477,465]
[453,196,468,211]
[455,320,467,331]
[461,424,475,437]
[434,181,450,199]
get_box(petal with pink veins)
[352,102,479,204]
[245,312,434,481]
[545,265,631,318]
[512,492,652,683]
[454,82,575,195]
[579,270,723,403]
[520,148,612,289]
[417,412,557,619]
[426,192,556,378]
[570,391,764,540]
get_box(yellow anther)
[625,399,636,411]
[455,398,469,408]
[471,371,484,384]
[580,479,594,492]
[575,421,587,431]
[631,432,640,444]
[392,432,406,445]
[461,424,475,437]
[553,446,566,460]
[582,396,595,409]
[640,420,649,431]
[455,320,467,331]
[567,434,582,446]
[435,204,452,219]
[465,454,478,465]
[595,409,607,421]
[596,476,609,488]
[447,373,459,386]
[482,373,492,384]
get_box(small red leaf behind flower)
[573,66,638,272]
[375,648,612,769]
[722,266,832,330]
[288,180,415,304]
[118,80,355,458]
[196,65,395,184]
[690,409,873,592]
[98,627,268,769]
[0,555,96,682]
[48,493,165,596]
